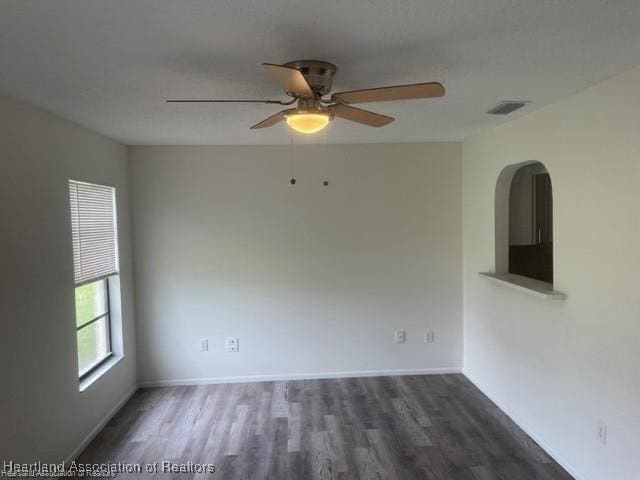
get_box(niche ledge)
[479,272,566,301]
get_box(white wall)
[462,66,640,480]
[129,143,462,384]
[0,95,137,463]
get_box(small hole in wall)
[323,180,329,186]
[290,178,296,185]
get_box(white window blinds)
[69,180,119,285]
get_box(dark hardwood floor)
[78,374,573,479]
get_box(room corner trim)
[463,372,587,480]
[65,383,138,464]
[138,367,463,388]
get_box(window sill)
[79,355,124,392]
[478,272,566,301]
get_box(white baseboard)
[139,366,463,388]
[65,384,138,463]
[463,372,586,480]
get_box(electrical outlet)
[424,331,435,343]
[225,337,239,353]
[394,330,406,343]
[597,421,607,445]
[200,339,208,352]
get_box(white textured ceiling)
[1,0,640,145]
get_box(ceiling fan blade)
[166,99,288,104]
[332,82,445,104]
[331,104,394,127]
[250,108,296,130]
[263,63,314,98]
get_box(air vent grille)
[487,101,529,115]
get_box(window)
[69,180,119,379]
[495,161,553,285]
[75,278,112,376]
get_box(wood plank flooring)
[78,374,573,479]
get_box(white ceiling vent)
[487,101,530,115]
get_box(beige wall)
[462,66,640,480]
[129,143,462,384]
[0,95,137,463]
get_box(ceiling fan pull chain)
[289,128,296,185]
[322,128,329,187]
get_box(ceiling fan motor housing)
[284,60,337,96]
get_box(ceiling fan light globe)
[285,113,330,134]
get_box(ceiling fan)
[167,60,445,134]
